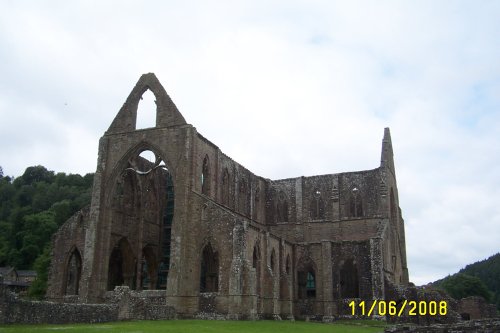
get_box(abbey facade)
[47,73,409,319]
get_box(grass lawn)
[0,319,387,333]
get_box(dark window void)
[306,272,316,298]
[285,254,291,275]
[107,238,136,291]
[310,190,325,220]
[253,245,261,296]
[201,155,210,195]
[141,246,157,290]
[349,187,363,217]
[276,191,288,222]
[298,269,316,299]
[221,168,230,206]
[340,259,360,298]
[270,249,276,272]
[136,89,157,130]
[238,178,248,215]
[200,243,219,292]
[64,248,82,295]
[253,245,259,269]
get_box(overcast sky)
[0,1,499,285]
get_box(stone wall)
[0,286,117,324]
[384,280,499,326]
[457,296,498,320]
[385,319,500,333]
[0,285,175,324]
[46,73,410,319]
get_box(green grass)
[0,319,387,333]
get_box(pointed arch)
[141,245,158,290]
[310,190,325,220]
[238,177,248,215]
[105,140,177,194]
[221,168,230,206]
[136,88,157,129]
[200,243,219,292]
[106,143,175,291]
[252,243,261,269]
[270,248,276,273]
[107,73,186,133]
[285,254,291,275]
[107,237,136,290]
[276,191,289,222]
[63,247,82,295]
[349,187,364,218]
[297,258,317,299]
[339,259,359,298]
[201,155,210,195]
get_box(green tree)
[15,165,54,187]
[439,273,493,301]
[0,165,93,271]
[28,245,52,299]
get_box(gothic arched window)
[64,248,82,295]
[200,243,219,292]
[221,168,230,205]
[238,178,248,215]
[201,155,210,195]
[270,249,276,272]
[276,191,289,222]
[339,259,360,298]
[349,187,363,217]
[310,190,325,220]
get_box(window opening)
[107,238,136,291]
[285,254,291,275]
[201,155,210,195]
[306,271,316,298]
[310,190,325,219]
[221,168,230,205]
[298,267,316,299]
[136,89,157,130]
[64,248,82,295]
[270,249,276,272]
[118,150,174,290]
[200,243,219,292]
[349,187,364,217]
[339,259,360,298]
[141,246,157,290]
[277,191,288,222]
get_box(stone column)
[321,241,335,321]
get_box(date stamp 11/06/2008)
[348,300,448,317]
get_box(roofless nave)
[47,73,409,319]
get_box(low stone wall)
[385,319,500,333]
[103,286,175,320]
[457,296,498,320]
[0,285,175,324]
[0,289,118,324]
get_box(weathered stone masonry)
[46,73,409,319]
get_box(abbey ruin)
[46,73,409,319]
